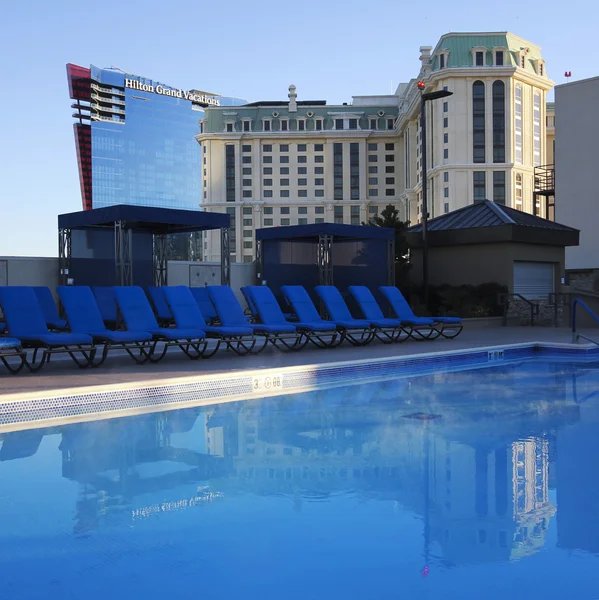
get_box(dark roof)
[256,223,393,242]
[408,200,578,233]
[243,100,327,107]
[58,204,229,233]
[406,201,579,248]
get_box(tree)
[363,204,411,287]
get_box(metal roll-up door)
[513,262,555,299]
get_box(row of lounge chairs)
[0,284,462,374]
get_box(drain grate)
[402,412,443,421]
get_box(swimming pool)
[1,357,599,599]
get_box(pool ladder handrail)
[572,297,599,345]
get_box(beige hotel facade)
[196,32,555,262]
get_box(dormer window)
[471,46,487,67]
[225,121,235,133]
[517,48,529,69]
[296,118,306,131]
[532,58,546,76]
[241,118,252,132]
[262,118,272,132]
[437,50,450,70]
[280,119,289,131]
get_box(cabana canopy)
[255,223,395,308]
[58,205,231,287]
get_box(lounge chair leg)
[26,349,48,372]
[90,344,110,367]
[439,324,463,339]
[201,340,220,359]
[0,354,27,374]
[149,342,168,363]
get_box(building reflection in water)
[2,358,599,565]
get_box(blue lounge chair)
[0,287,95,370]
[92,286,118,329]
[241,287,295,323]
[189,287,219,324]
[114,286,209,360]
[379,286,463,339]
[58,286,154,365]
[147,287,173,327]
[244,285,341,350]
[348,286,411,343]
[314,286,376,346]
[32,287,68,331]
[163,286,264,355]
[207,286,305,351]
[0,337,27,374]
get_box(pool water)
[2,358,599,599]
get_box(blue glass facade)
[68,63,246,212]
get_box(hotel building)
[197,32,554,262]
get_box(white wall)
[0,257,59,289]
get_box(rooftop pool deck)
[1,326,599,433]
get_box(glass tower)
[67,63,246,259]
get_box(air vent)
[272,111,279,118]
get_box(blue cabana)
[255,223,395,308]
[58,205,230,287]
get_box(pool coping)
[1,340,597,433]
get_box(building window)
[264,190,273,198]
[370,118,377,129]
[281,190,290,198]
[444,171,449,183]
[280,207,290,214]
[297,119,305,131]
[350,142,360,200]
[264,207,273,215]
[315,155,324,163]
[385,166,394,174]
[279,167,288,174]
[263,119,271,131]
[444,203,449,214]
[493,81,505,163]
[280,179,289,186]
[540,63,544,76]
[242,230,252,238]
[443,149,449,159]
[264,218,273,226]
[242,190,252,198]
[369,189,378,197]
[315,119,323,130]
[440,54,445,69]
[349,118,358,130]
[315,178,324,186]
[475,51,484,66]
[263,144,272,152]
[404,126,410,189]
[315,206,325,214]
[444,187,449,198]
[521,54,526,68]
[225,145,235,202]
[242,144,251,152]
[368,143,377,151]
[315,189,325,197]
[243,218,252,226]
[298,218,308,225]
[281,218,290,225]
[385,155,394,162]
[534,92,541,166]
[226,123,233,132]
[315,167,324,174]
[493,171,505,204]
[243,167,251,175]
[243,120,251,132]
[515,173,523,206]
[334,143,343,200]
[385,143,395,151]
[515,85,522,164]
[368,177,378,185]
[243,179,252,186]
[298,156,307,164]
[242,156,251,164]
[314,144,323,152]
[298,144,307,152]
[443,102,448,113]
[495,51,504,66]
[315,217,325,223]
[297,206,308,215]
[334,206,344,224]
[263,167,272,174]
[280,144,289,152]
[385,177,395,185]
[368,166,378,174]
[473,171,486,201]
[263,179,272,186]
[298,167,307,174]
[385,189,395,197]
[335,119,344,130]
[280,156,289,164]
[369,206,378,215]
[280,119,288,131]
[298,190,308,197]
[350,205,360,225]
[473,80,486,163]
[387,118,394,130]
[444,133,448,144]
[443,117,448,128]
[298,178,307,186]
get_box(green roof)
[431,32,544,73]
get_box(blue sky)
[0,0,596,256]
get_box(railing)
[498,293,540,326]
[572,298,599,345]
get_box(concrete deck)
[0,326,594,399]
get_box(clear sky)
[0,0,595,257]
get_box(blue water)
[2,359,599,599]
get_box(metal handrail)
[572,298,599,345]
[498,293,540,326]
